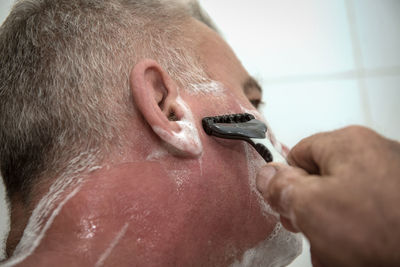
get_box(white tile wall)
[0,0,399,265]
[201,0,356,80]
[261,79,368,148]
[0,0,12,25]
[352,0,400,70]
[366,76,400,141]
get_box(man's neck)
[5,138,281,266]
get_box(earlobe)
[129,59,202,157]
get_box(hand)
[256,126,400,267]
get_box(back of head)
[0,0,213,202]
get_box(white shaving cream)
[2,182,83,267]
[146,148,168,161]
[188,80,225,95]
[231,223,302,267]
[236,141,302,266]
[152,96,202,157]
[95,222,130,267]
[2,153,102,267]
[243,144,277,218]
[239,104,287,163]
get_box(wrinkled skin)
[257,126,400,267]
[4,20,298,266]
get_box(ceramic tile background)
[0,0,399,265]
[199,0,400,147]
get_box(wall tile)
[0,0,13,25]
[288,237,311,267]
[365,76,400,141]
[261,79,367,148]
[352,0,400,69]
[200,0,355,80]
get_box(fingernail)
[257,165,277,192]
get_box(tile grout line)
[345,0,374,127]
[263,66,400,85]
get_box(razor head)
[202,113,273,163]
[202,113,267,140]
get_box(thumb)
[256,163,322,232]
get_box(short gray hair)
[0,0,216,201]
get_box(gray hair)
[0,0,216,201]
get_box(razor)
[202,113,286,163]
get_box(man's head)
[0,0,216,201]
[0,0,301,265]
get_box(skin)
[256,126,400,267]
[4,19,295,266]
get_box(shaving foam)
[95,222,129,267]
[146,148,168,161]
[2,153,102,267]
[239,104,287,163]
[244,144,277,218]
[230,223,302,267]
[188,80,225,95]
[2,183,83,267]
[152,96,202,157]
[241,144,302,266]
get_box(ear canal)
[168,110,178,121]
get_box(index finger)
[256,163,326,235]
[288,126,371,176]
[287,132,329,175]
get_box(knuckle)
[342,125,374,137]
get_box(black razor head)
[202,113,273,163]
[202,113,255,135]
[202,113,267,140]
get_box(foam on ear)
[152,96,203,157]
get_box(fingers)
[258,127,399,266]
[288,126,381,175]
[256,163,323,233]
[287,132,326,174]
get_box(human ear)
[129,59,202,157]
